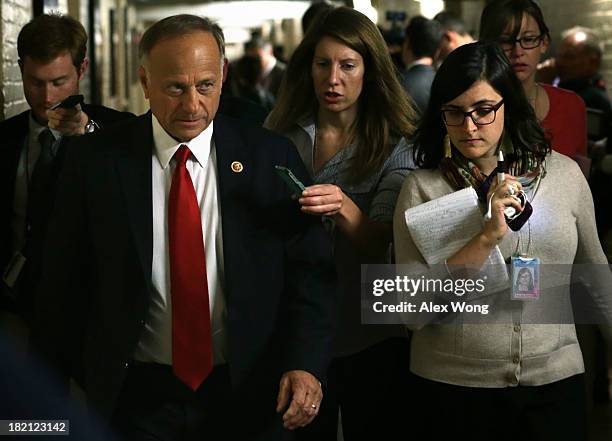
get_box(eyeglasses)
[441,100,504,126]
[498,34,544,51]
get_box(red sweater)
[540,84,587,158]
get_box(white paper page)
[404,187,508,286]
[405,187,482,264]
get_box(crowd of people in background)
[1,1,612,440]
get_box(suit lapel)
[2,111,30,211]
[213,115,253,302]
[115,113,153,285]
[1,112,29,262]
[113,114,252,295]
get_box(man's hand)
[276,370,322,430]
[47,105,89,136]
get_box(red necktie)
[168,145,213,390]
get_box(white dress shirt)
[134,115,227,366]
[404,58,433,70]
[262,56,277,79]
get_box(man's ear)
[77,58,89,81]
[589,52,602,70]
[138,65,150,99]
[402,40,411,66]
[222,58,228,83]
[433,46,442,63]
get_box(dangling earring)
[444,134,452,158]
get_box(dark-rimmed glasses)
[498,34,544,51]
[441,100,505,126]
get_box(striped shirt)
[282,118,415,355]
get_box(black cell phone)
[504,191,533,231]
[274,165,306,195]
[50,94,84,110]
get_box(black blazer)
[0,105,134,317]
[31,113,336,426]
[263,61,287,100]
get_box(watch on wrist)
[85,119,100,133]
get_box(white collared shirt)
[405,58,433,71]
[262,56,277,79]
[134,115,227,366]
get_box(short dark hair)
[434,11,470,36]
[139,14,225,62]
[244,36,270,52]
[479,0,550,43]
[235,55,263,88]
[414,41,550,168]
[405,16,443,59]
[18,13,87,69]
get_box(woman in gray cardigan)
[393,41,612,440]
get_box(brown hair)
[479,0,550,43]
[266,7,416,183]
[18,13,87,69]
[139,14,225,62]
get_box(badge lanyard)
[510,170,543,300]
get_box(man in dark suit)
[556,26,612,117]
[245,36,287,103]
[0,14,132,331]
[433,11,474,65]
[399,16,443,115]
[31,14,335,441]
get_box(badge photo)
[511,256,540,300]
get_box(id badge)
[511,256,540,300]
[2,251,26,288]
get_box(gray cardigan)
[393,151,612,387]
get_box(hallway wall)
[0,0,32,119]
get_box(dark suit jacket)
[400,64,436,115]
[263,60,287,101]
[559,75,612,116]
[30,113,335,432]
[0,105,134,318]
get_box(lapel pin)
[231,161,243,173]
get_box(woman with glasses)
[479,0,587,159]
[393,41,611,440]
[515,267,535,294]
[266,6,416,440]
